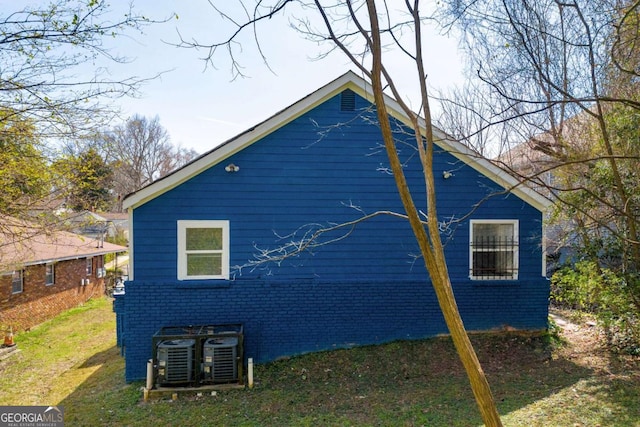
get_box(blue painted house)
[118,71,551,382]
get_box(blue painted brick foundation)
[112,294,125,354]
[122,277,549,382]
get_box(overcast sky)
[6,1,465,155]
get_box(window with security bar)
[470,220,519,280]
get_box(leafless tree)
[179,1,504,424]
[101,114,199,210]
[158,144,200,178]
[439,0,640,283]
[0,1,169,142]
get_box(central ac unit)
[152,324,243,389]
[202,336,238,383]
[156,339,195,385]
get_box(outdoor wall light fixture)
[442,171,453,179]
[225,163,240,173]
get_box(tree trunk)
[365,1,503,425]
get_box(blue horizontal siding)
[133,92,541,280]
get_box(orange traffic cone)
[3,326,15,347]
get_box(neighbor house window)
[45,263,55,286]
[12,270,23,294]
[86,257,93,276]
[178,220,230,280]
[470,220,519,280]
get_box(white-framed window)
[12,270,23,294]
[86,257,93,276]
[178,220,230,280]
[470,220,519,280]
[45,263,55,286]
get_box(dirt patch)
[551,309,640,381]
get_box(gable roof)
[0,216,127,271]
[123,71,552,212]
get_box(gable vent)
[340,90,356,111]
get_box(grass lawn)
[0,297,638,426]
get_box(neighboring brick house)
[0,216,127,331]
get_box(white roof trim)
[123,71,551,212]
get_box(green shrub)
[601,315,640,355]
[551,261,640,354]
[550,261,602,310]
